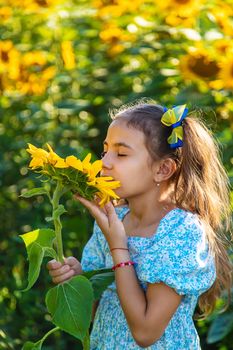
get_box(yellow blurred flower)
[22,51,47,66]
[6,0,60,12]
[99,22,134,56]
[61,41,76,70]
[211,51,233,90]
[0,7,12,21]
[210,1,233,36]
[0,40,13,68]
[179,46,220,88]
[93,0,144,17]
[0,41,55,96]
[213,39,232,56]
[154,0,206,27]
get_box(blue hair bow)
[161,105,188,148]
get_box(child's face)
[101,119,159,200]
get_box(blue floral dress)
[81,207,216,350]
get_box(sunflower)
[27,144,120,206]
[213,39,232,56]
[215,51,233,90]
[0,7,12,22]
[93,0,144,18]
[99,22,134,56]
[210,1,233,36]
[179,47,220,88]
[154,0,204,26]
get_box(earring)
[156,182,160,187]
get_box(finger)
[104,201,117,224]
[74,194,97,212]
[75,194,106,218]
[49,264,72,277]
[52,270,75,284]
[46,259,62,270]
[95,197,108,214]
[65,257,79,268]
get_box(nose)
[101,152,113,173]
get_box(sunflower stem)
[82,331,90,350]
[52,181,64,263]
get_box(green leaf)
[82,267,113,280]
[20,229,57,291]
[22,341,42,350]
[20,188,49,198]
[22,327,59,349]
[46,275,94,341]
[53,204,67,220]
[207,311,233,343]
[90,272,115,301]
[45,216,53,222]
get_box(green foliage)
[46,276,93,341]
[207,312,233,344]
[1,0,232,349]
[20,229,57,291]
[89,272,115,301]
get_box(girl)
[47,101,232,349]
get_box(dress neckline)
[120,207,183,240]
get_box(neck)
[125,185,175,228]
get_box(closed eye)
[100,151,127,158]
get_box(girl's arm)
[111,249,182,347]
[74,197,183,347]
[92,300,100,322]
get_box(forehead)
[105,119,146,150]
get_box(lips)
[100,173,118,181]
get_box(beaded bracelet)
[112,260,136,271]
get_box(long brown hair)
[110,100,232,318]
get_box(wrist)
[111,249,131,265]
[108,239,127,251]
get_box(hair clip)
[161,104,188,148]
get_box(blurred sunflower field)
[0,0,233,349]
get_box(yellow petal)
[66,155,83,171]
[82,153,92,171]
[88,160,103,179]
[26,143,38,154]
[54,158,69,168]
[29,157,44,169]
[46,143,54,153]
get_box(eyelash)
[101,151,127,158]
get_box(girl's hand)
[74,195,127,249]
[47,257,82,284]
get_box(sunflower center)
[188,55,220,78]
[1,51,9,62]
[35,0,48,6]
[175,0,191,4]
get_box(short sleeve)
[137,211,216,296]
[81,221,106,272]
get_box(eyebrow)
[103,141,133,150]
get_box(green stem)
[83,331,90,350]
[52,181,64,263]
[40,326,60,343]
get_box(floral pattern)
[81,207,216,349]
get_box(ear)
[152,158,177,183]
